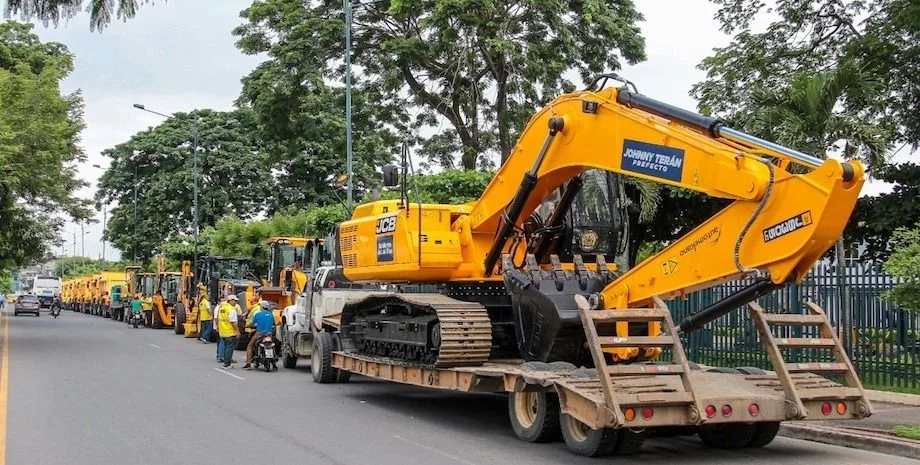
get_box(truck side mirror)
[382,164,400,187]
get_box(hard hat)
[227,294,239,301]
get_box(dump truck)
[308,76,873,457]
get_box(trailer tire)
[614,429,646,455]
[560,413,619,457]
[698,423,756,449]
[508,391,560,443]
[281,346,297,369]
[312,332,337,384]
[747,421,780,448]
[174,304,186,335]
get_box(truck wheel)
[559,412,619,457]
[152,309,164,329]
[508,391,560,443]
[174,305,187,335]
[747,421,780,447]
[312,332,337,384]
[698,423,756,449]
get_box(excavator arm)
[463,83,862,309]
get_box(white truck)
[31,275,61,308]
[277,266,388,382]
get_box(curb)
[780,423,920,460]
[867,389,920,407]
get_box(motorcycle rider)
[50,293,62,317]
[243,301,275,370]
[129,294,143,326]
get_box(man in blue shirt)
[244,301,275,370]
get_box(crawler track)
[341,293,493,368]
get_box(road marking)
[393,435,477,465]
[0,310,9,465]
[213,367,245,380]
[147,343,161,349]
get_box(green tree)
[95,108,272,261]
[883,224,920,313]
[0,21,89,271]
[848,163,920,261]
[233,0,646,169]
[694,0,917,147]
[4,0,155,31]
[54,257,127,279]
[0,273,13,294]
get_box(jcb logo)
[376,216,397,234]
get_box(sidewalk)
[779,391,920,459]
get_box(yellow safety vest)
[198,298,212,321]
[216,302,238,338]
[142,297,153,311]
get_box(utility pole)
[344,0,354,216]
[192,119,200,289]
[101,204,107,261]
[133,162,138,265]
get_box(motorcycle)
[129,311,143,328]
[50,305,60,318]
[253,334,279,372]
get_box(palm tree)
[744,60,893,351]
[4,0,151,31]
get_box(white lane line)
[393,435,478,465]
[147,343,161,349]
[213,367,245,380]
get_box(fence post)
[836,241,852,356]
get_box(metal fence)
[667,261,920,390]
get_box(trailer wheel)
[559,413,619,457]
[747,421,780,448]
[174,305,187,335]
[614,429,646,455]
[508,391,560,443]
[312,332,337,384]
[698,423,756,449]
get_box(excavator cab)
[522,170,626,265]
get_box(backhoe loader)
[317,75,872,457]
[258,237,327,310]
[195,256,260,346]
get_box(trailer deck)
[331,300,873,448]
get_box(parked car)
[14,295,41,317]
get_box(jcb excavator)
[325,75,869,455]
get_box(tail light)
[623,408,636,421]
[748,403,760,417]
[836,402,847,415]
[721,405,732,417]
[705,405,717,418]
[641,407,654,420]
[821,402,832,415]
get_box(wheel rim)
[563,414,590,443]
[513,392,539,429]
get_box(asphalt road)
[2,306,917,465]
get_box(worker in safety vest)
[142,294,154,328]
[216,294,240,369]
[197,287,213,344]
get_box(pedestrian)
[216,294,240,369]
[214,295,226,361]
[0,293,6,308]
[142,294,154,327]
[197,287,213,344]
[244,300,274,370]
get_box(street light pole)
[191,120,200,287]
[133,161,138,265]
[344,0,354,216]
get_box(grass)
[893,425,920,440]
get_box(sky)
[23,0,909,262]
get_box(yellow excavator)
[259,236,327,310]
[326,75,868,455]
